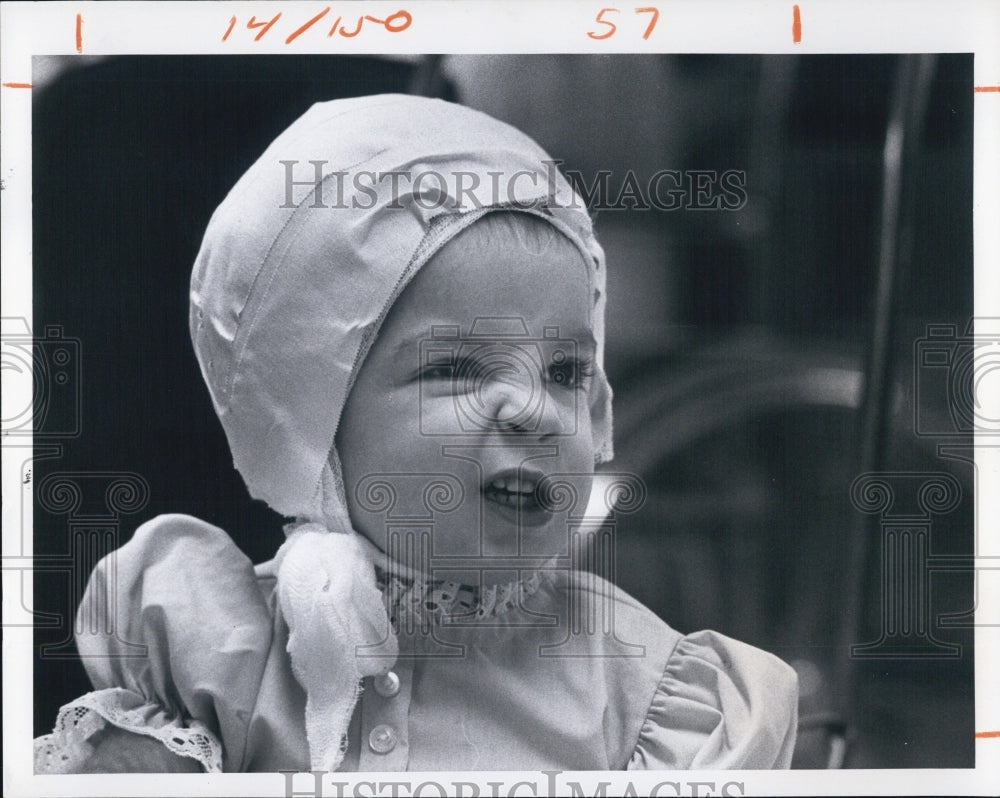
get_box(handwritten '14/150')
[222,9,412,43]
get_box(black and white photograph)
[2,2,999,796]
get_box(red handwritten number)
[635,7,659,39]
[339,16,364,37]
[588,8,619,40]
[338,11,412,38]
[247,13,282,41]
[224,9,411,43]
[588,7,658,40]
[360,12,412,33]
[382,10,412,33]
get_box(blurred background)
[28,53,974,768]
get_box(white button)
[368,724,397,754]
[373,671,401,698]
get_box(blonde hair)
[472,210,583,258]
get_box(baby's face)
[337,215,597,583]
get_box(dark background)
[30,54,974,768]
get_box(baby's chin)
[355,519,567,587]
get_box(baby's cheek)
[413,391,468,437]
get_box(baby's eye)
[421,363,455,381]
[548,356,594,390]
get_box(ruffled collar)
[352,528,551,628]
[374,564,544,629]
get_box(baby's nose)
[485,373,565,436]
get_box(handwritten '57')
[222,8,412,44]
[587,7,660,40]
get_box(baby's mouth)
[485,477,540,508]
[482,469,552,524]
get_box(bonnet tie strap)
[275,523,398,771]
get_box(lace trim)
[375,565,543,628]
[34,689,223,774]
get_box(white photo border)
[2,1,999,796]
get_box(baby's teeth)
[489,477,539,496]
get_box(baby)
[35,94,798,773]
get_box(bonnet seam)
[227,148,393,393]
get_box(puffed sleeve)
[33,514,274,773]
[627,630,799,769]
